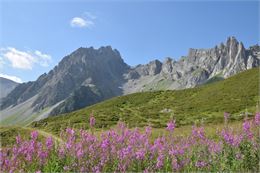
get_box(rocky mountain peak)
[226,36,239,57]
[226,36,239,46]
[0,46,129,112]
[0,77,19,99]
[122,36,260,94]
[161,58,175,74]
[148,59,162,75]
[1,37,259,123]
[98,45,113,51]
[164,57,174,62]
[249,44,260,52]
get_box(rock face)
[122,36,260,93]
[1,46,129,115]
[0,77,19,99]
[0,37,259,122]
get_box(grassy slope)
[1,121,244,147]
[0,108,49,126]
[0,126,62,147]
[0,126,43,147]
[31,68,259,135]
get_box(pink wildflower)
[243,120,253,139]
[166,120,175,132]
[255,112,260,126]
[66,128,75,136]
[192,126,205,140]
[31,131,38,140]
[101,139,110,150]
[145,126,152,135]
[243,120,251,132]
[58,147,65,158]
[221,129,243,147]
[89,113,95,128]
[135,148,146,160]
[16,135,21,144]
[46,137,53,150]
[195,160,207,168]
[156,154,164,168]
[224,112,230,123]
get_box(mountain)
[0,37,259,125]
[31,68,259,134]
[122,37,260,93]
[0,77,19,99]
[0,46,129,125]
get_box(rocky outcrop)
[122,36,260,93]
[1,46,130,115]
[1,37,259,121]
[0,77,19,99]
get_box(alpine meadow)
[0,1,260,172]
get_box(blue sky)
[0,0,259,82]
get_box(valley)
[31,68,259,135]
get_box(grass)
[30,68,259,135]
[204,72,224,84]
[0,107,50,126]
[0,126,63,147]
[2,119,260,172]
[93,120,244,141]
[0,119,244,147]
[143,78,173,91]
[0,126,42,147]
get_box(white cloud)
[34,50,52,67]
[70,12,96,28]
[83,12,97,20]
[70,17,94,28]
[0,73,22,83]
[3,47,35,69]
[0,57,5,69]
[0,47,52,70]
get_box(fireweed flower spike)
[1,112,260,172]
[192,126,205,140]
[46,137,53,150]
[243,120,253,139]
[243,120,250,132]
[166,120,176,132]
[195,160,208,168]
[255,112,260,126]
[15,135,21,144]
[89,112,95,128]
[224,112,230,126]
[31,131,38,140]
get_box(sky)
[0,0,259,83]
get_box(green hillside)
[31,68,259,134]
[0,126,44,147]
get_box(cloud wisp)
[70,12,96,28]
[0,57,5,69]
[0,47,52,70]
[0,73,22,83]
